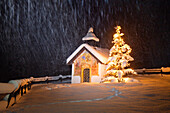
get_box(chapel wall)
[74,50,98,76]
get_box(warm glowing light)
[123,78,129,82]
[104,26,137,82]
[113,34,119,38]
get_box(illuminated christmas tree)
[105,26,137,82]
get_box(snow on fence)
[0,78,33,111]
[134,67,170,74]
[32,75,71,82]
[0,75,72,111]
[161,67,170,72]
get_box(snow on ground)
[2,74,170,113]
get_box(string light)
[105,26,137,82]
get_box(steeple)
[82,27,99,42]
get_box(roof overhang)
[66,43,109,65]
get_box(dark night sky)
[0,0,170,82]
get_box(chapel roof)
[66,43,109,65]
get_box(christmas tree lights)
[105,26,137,82]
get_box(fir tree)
[105,26,136,82]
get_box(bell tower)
[82,27,99,46]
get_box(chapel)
[66,28,109,83]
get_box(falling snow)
[0,0,169,81]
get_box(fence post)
[161,68,163,77]
[143,68,145,75]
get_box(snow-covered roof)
[66,43,109,65]
[82,27,99,42]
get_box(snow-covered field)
[2,74,170,113]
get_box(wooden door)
[83,68,90,82]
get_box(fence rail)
[134,67,170,74]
